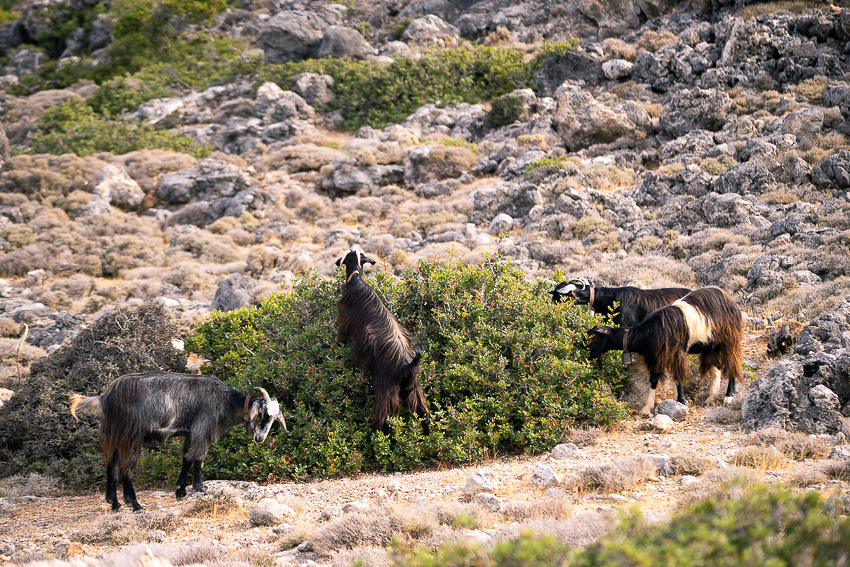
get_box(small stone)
[321,506,343,521]
[530,464,560,488]
[648,454,672,477]
[645,414,675,433]
[544,487,566,498]
[249,498,295,526]
[374,490,389,505]
[551,443,579,459]
[272,524,293,534]
[656,400,689,422]
[829,446,850,460]
[488,213,514,236]
[146,530,166,543]
[472,492,503,512]
[464,470,498,495]
[609,494,628,502]
[297,541,314,553]
[679,475,699,487]
[343,501,370,513]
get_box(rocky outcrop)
[742,295,850,434]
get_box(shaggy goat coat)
[586,287,743,416]
[70,372,284,511]
[336,251,428,433]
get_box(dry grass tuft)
[72,511,178,545]
[745,427,833,461]
[704,405,741,425]
[732,446,786,470]
[183,492,243,519]
[670,454,716,476]
[331,546,390,567]
[495,512,615,547]
[500,497,572,521]
[568,455,657,493]
[821,460,850,482]
[790,468,829,487]
[311,502,481,554]
[0,473,63,497]
[737,1,823,20]
[561,426,605,448]
[681,467,760,504]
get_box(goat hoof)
[175,488,187,499]
[132,504,143,512]
[110,502,121,512]
[723,396,734,406]
[192,484,206,494]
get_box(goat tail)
[70,394,103,421]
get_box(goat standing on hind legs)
[335,248,429,435]
[584,287,743,417]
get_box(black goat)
[551,278,691,327]
[585,287,743,416]
[70,371,286,511]
[335,248,429,434]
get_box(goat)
[335,248,429,434]
[70,371,286,511]
[551,278,691,327]
[584,287,743,417]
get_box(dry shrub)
[681,467,759,504]
[312,502,479,554]
[0,317,22,338]
[636,30,678,53]
[737,1,822,19]
[790,468,829,487]
[732,446,786,470]
[483,26,512,46]
[495,511,614,547]
[760,190,798,205]
[72,511,178,545]
[571,215,611,238]
[568,455,657,493]
[142,542,235,567]
[704,405,741,425]
[561,426,604,448]
[247,245,282,276]
[601,38,636,61]
[183,492,243,519]
[684,228,750,254]
[500,497,572,521]
[766,277,850,322]
[595,254,697,289]
[0,338,47,384]
[784,75,829,105]
[331,547,390,567]
[0,473,63,497]
[821,460,850,481]
[670,454,716,476]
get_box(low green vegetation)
[27,99,211,157]
[486,92,527,129]
[391,484,850,567]
[140,255,627,483]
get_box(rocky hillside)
[0,1,849,425]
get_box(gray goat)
[70,371,286,511]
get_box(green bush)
[392,484,850,567]
[486,93,526,129]
[0,301,187,488]
[28,100,211,157]
[257,45,533,129]
[159,255,627,483]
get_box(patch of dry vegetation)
[669,454,716,476]
[681,467,760,504]
[561,427,604,448]
[567,455,658,493]
[500,497,572,521]
[745,427,833,461]
[72,511,178,545]
[0,473,63,497]
[732,446,786,470]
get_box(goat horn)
[277,414,288,432]
[256,387,272,402]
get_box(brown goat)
[585,287,743,416]
[335,248,429,434]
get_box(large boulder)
[713,162,776,196]
[318,26,375,60]
[257,10,337,64]
[401,15,460,48]
[659,88,733,138]
[533,51,604,97]
[93,164,145,210]
[211,274,256,312]
[289,73,335,107]
[812,150,850,189]
[554,85,636,150]
[742,294,850,434]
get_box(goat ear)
[362,255,377,265]
[249,401,259,422]
[335,257,342,267]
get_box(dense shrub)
[0,301,187,487]
[257,46,533,129]
[28,100,211,157]
[392,484,850,567]
[486,93,526,128]
[162,255,627,483]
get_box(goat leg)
[724,375,736,405]
[175,458,191,499]
[121,473,142,512]
[106,452,120,511]
[192,460,205,494]
[640,373,660,417]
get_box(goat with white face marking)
[551,278,691,328]
[70,372,286,511]
[584,287,743,416]
[335,248,429,434]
